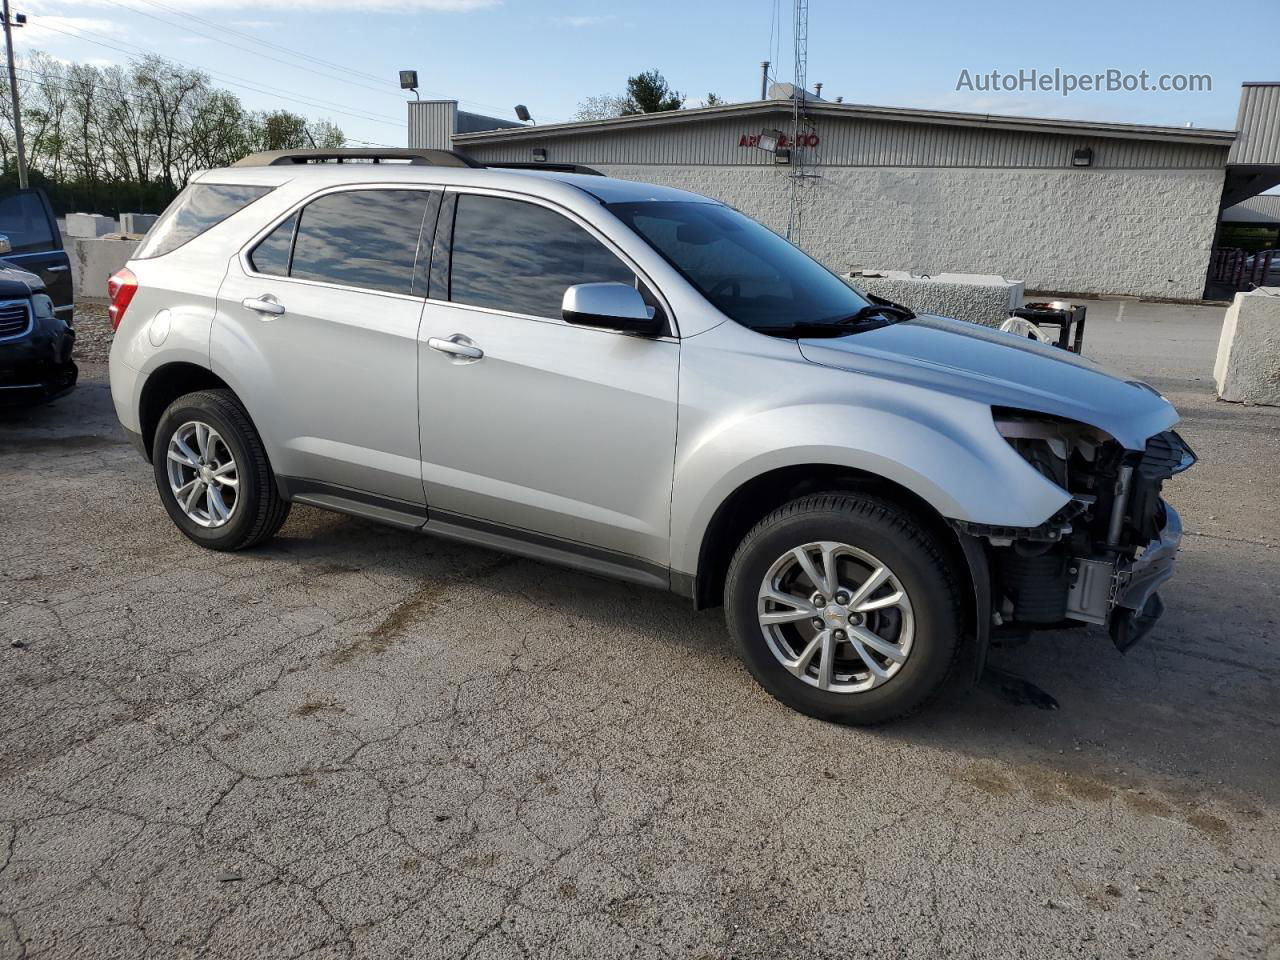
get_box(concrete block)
[68,236,140,298]
[845,271,1025,327]
[119,212,158,235]
[1215,288,1280,405]
[63,213,117,239]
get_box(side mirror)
[562,282,661,336]
[0,235,12,256]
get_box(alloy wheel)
[757,541,915,693]
[165,420,239,528]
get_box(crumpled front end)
[956,415,1196,652]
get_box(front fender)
[669,326,1071,577]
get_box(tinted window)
[608,201,870,331]
[250,212,296,277]
[135,183,273,259]
[0,190,54,254]
[449,195,635,318]
[290,190,431,295]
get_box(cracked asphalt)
[1,300,1277,959]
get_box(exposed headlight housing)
[992,407,1112,489]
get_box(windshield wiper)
[837,300,916,326]
[751,322,853,338]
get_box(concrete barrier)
[64,213,117,239]
[120,213,158,235]
[845,271,1025,328]
[68,236,140,298]
[1215,287,1280,406]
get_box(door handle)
[45,265,68,273]
[242,296,285,316]
[427,335,483,360]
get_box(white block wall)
[590,164,1225,300]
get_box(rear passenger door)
[213,186,439,512]
[0,188,72,316]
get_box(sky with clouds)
[9,0,1268,148]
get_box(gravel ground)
[71,301,113,364]
[0,300,1277,959]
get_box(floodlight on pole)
[399,70,419,100]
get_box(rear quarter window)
[134,183,274,259]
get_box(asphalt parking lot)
[1,301,1277,959]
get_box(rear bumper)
[0,312,77,404]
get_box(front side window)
[449,194,635,319]
[607,200,871,333]
[289,189,434,296]
[135,183,274,259]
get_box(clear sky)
[14,0,1270,148]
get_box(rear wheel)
[152,389,289,551]
[725,493,960,724]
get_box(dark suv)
[0,187,75,403]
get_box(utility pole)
[760,61,770,100]
[2,0,27,189]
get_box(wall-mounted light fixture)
[757,128,785,153]
[774,147,791,165]
[1072,147,1093,168]
[532,147,547,162]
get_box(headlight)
[992,408,1112,488]
[32,293,55,319]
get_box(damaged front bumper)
[1080,503,1181,652]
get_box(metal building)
[409,84,1280,300]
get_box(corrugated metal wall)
[408,101,457,150]
[1229,84,1280,165]
[458,112,1227,170]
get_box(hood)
[797,314,1177,449]
[0,260,45,298]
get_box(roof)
[1222,193,1280,224]
[195,161,718,205]
[453,98,1238,148]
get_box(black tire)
[151,389,290,551]
[724,492,960,724]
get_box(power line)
[25,22,407,129]
[100,0,526,121]
[94,0,407,103]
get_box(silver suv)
[108,149,1193,724]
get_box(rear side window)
[288,189,433,296]
[449,195,635,319]
[135,183,273,259]
[0,190,54,253]
[250,212,296,277]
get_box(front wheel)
[725,493,961,724]
[152,389,290,551]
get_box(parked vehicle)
[107,150,1194,723]
[0,187,76,403]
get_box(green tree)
[704,93,725,106]
[622,70,683,114]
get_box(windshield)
[607,200,871,332]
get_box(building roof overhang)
[452,98,1237,149]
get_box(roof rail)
[232,148,483,168]
[483,161,604,176]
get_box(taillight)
[107,267,138,331]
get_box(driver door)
[416,191,679,571]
